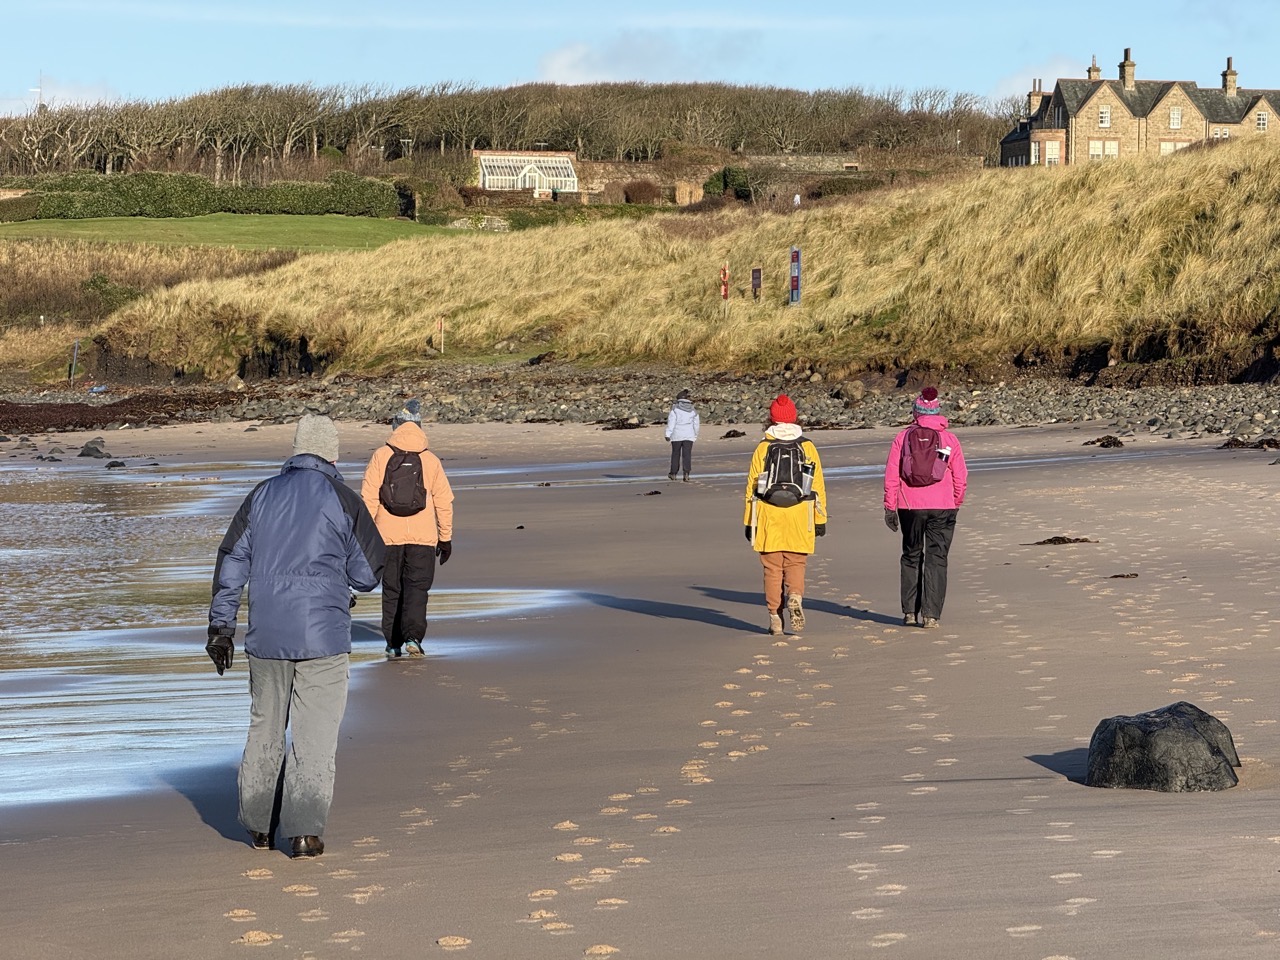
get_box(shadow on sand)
[694,586,902,626]
[579,592,759,633]
[162,764,246,842]
[1026,747,1089,784]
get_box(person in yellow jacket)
[360,400,455,659]
[743,394,827,635]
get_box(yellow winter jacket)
[743,431,827,554]
[360,422,455,546]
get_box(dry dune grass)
[81,137,1280,377]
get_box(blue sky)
[0,0,1270,111]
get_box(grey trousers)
[898,508,958,621]
[239,653,349,839]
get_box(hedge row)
[0,194,40,222]
[5,171,398,219]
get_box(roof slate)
[1056,78,1280,124]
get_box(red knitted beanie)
[769,394,798,424]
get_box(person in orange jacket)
[360,400,455,658]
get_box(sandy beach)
[4,417,1280,959]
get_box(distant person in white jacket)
[665,389,700,482]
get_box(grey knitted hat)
[293,414,339,463]
[394,398,422,424]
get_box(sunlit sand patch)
[901,773,925,781]
[747,744,769,754]
[935,758,958,766]
[529,889,558,901]
[1005,925,1041,938]
[283,884,319,897]
[1051,872,1082,884]
[855,802,880,811]
[633,813,658,820]
[608,793,633,801]
[851,908,884,919]
[730,709,752,716]
[909,786,938,795]
[327,869,357,879]
[723,683,741,690]
[573,836,603,846]
[298,908,327,922]
[875,884,906,896]
[772,641,789,648]
[543,921,574,932]
[748,691,767,698]
[655,826,680,834]
[735,668,754,674]
[585,946,620,957]
[224,908,256,922]
[840,831,867,839]
[242,868,273,880]
[699,741,719,748]
[607,842,633,850]
[1091,850,1122,859]
[346,885,386,904]
[525,910,557,922]
[1057,897,1097,916]
[870,933,907,948]
[555,852,585,862]
[599,806,627,815]
[437,935,472,950]
[699,720,718,727]
[880,844,909,853]
[233,930,282,945]
[1044,835,1076,842]
[716,728,739,736]
[621,857,649,866]
[554,820,579,831]
[596,898,628,908]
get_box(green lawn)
[0,213,451,250]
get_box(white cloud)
[990,55,1089,100]
[538,30,756,84]
[0,75,121,113]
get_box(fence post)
[69,338,80,385]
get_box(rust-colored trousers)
[760,550,807,614]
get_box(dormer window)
[1099,105,1111,128]
[1258,111,1269,131]
[1169,107,1182,130]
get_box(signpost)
[789,247,801,306]
[720,263,729,301]
[751,266,762,301]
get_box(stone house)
[1001,49,1280,166]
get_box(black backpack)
[756,439,811,507]
[379,444,427,516]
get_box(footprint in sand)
[585,946,621,957]
[543,921,574,933]
[283,884,319,897]
[851,908,884,920]
[529,889,559,901]
[870,933,907,948]
[437,935,472,951]
[233,931,282,945]
[326,930,366,944]
[298,908,328,922]
[556,852,585,862]
[224,909,256,922]
[242,868,273,880]
[346,885,386,905]
[596,898,627,909]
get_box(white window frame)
[1088,139,1104,161]
[1223,128,1230,139]
[1169,106,1182,130]
[1045,141,1061,165]
[1258,111,1269,131]
[1030,141,1040,165]
[1212,128,1221,139]
[1104,140,1119,159]
[1099,104,1111,128]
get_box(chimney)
[1087,55,1101,82]
[1119,47,1136,91]
[1223,56,1238,97]
[1027,79,1047,117]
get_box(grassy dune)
[54,138,1280,378]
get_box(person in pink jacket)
[883,387,967,629]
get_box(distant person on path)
[883,387,968,629]
[361,399,455,659]
[793,193,801,209]
[744,394,827,635]
[207,414,386,859]
[665,388,700,481]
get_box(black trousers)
[382,543,437,648]
[669,440,693,476]
[898,509,958,620]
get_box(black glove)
[349,593,357,610]
[744,524,752,542]
[206,625,235,676]
[815,523,826,537]
[884,508,899,533]
[436,540,452,565]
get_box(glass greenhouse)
[477,153,579,192]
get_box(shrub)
[702,167,752,201]
[0,194,39,222]
[622,180,662,204]
[600,181,626,204]
[805,174,886,199]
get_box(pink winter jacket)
[883,414,968,511]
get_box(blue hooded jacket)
[209,454,386,659]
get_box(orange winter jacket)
[360,422,455,546]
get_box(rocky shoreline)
[3,360,1280,441]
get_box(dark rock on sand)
[77,439,110,459]
[1086,701,1240,792]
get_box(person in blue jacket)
[207,414,386,859]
